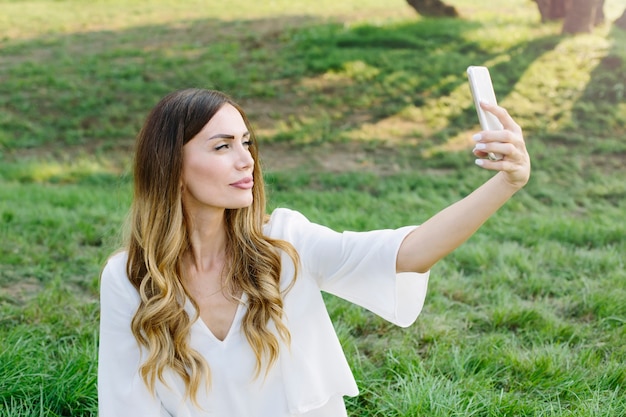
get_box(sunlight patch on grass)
[0,158,123,184]
[0,0,413,42]
[343,70,476,148]
[501,35,609,133]
[338,60,381,81]
[298,69,356,92]
[344,106,427,145]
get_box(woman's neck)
[185,209,228,273]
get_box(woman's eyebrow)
[208,131,250,140]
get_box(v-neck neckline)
[190,293,248,344]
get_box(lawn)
[1,0,625,415]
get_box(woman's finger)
[473,130,521,145]
[472,142,517,159]
[479,102,522,133]
[474,158,510,170]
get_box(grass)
[1,0,626,415]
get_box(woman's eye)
[215,144,229,151]
[243,140,253,148]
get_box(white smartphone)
[467,65,503,161]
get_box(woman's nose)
[236,145,254,170]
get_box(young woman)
[98,88,530,416]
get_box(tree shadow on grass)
[517,24,626,184]
[570,25,626,142]
[0,12,562,165]
[253,18,563,147]
[0,15,322,154]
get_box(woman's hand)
[472,102,531,190]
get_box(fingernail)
[475,143,486,150]
[472,133,482,141]
[475,159,484,166]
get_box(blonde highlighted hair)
[126,89,299,402]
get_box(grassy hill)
[1,0,625,415]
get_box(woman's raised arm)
[396,102,531,273]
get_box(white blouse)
[98,208,430,416]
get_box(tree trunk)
[615,8,626,30]
[594,0,605,26]
[405,0,458,17]
[534,0,570,22]
[562,0,600,34]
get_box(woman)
[98,88,530,416]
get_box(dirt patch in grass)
[0,278,41,305]
[260,141,412,175]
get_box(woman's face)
[181,103,255,215]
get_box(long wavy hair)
[126,88,299,403]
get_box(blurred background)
[1,1,625,415]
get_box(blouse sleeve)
[269,209,430,327]
[98,252,168,417]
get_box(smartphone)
[466,65,503,160]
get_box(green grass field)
[1,0,625,415]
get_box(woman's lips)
[230,177,253,189]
